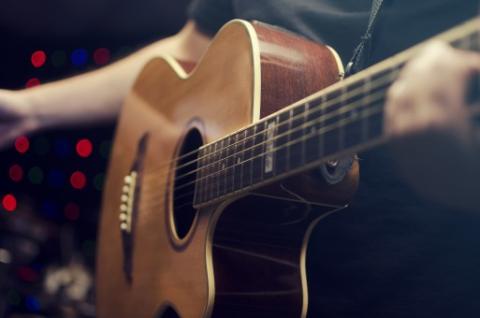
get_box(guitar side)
[96,20,358,318]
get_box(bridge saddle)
[119,171,138,234]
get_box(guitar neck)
[193,18,480,207]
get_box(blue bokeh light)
[71,48,88,66]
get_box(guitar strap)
[346,0,385,76]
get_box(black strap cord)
[345,0,385,76]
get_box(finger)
[455,49,480,72]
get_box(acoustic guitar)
[96,18,479,318]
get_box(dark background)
[0,1,190,317]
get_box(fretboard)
[193,17,480,207]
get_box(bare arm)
[0,21,211,146]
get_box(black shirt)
[188,1,480,317]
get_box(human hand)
[0,89,38,150]
[385,41,480,211]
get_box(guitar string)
[142,33,479,186]
[123,29,476,209]
[135,28,478,179]
[141,95,387,206]
[142,67,399,184]
[143,80,393,191]
[140,35,480,199]
[126,30,480,203]
[149,101,480,210]
[138,68,394,182]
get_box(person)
[0,0,479,316]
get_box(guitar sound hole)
[172,128,203,240]
[157,306,180,318]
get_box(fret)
[225,135,235,194]
[305,96,325,163]
[218,138,227,196]
[211,141,217,198]
[203,147,210,202]
[322,90,342,157]
[242,127,254,187]
[344,79,368,149]
[318,94,326,159]
[210,144,217,201]
[275,111,290,175]
[365,97,385,141]
[232,132,242,191]
[290,104,306,169]
[286,109,294,171]
[338,87,347,151]
[213,142,221,199]
[361,78,372,144]
[264,117,277,176]
[193,147,203,205]
[302,103,309,163]
[252,122,265,184]
[204,144,213,202]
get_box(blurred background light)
[76,138,93,158]
[93,48,111,65]
[2,193,17,212]
[31,50,46,68]
[71,48,88,66]
[14,136,30,154]
[9,164,24,182]
[25,77,41,88]
[70,171,87,190]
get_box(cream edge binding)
[146,19,261,317]
[202,19,262,317]
[298,45,345,318]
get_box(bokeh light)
[76,138,93,158]
[2,194,17,212]
[25,78,41,88]
[70,171,87,190]
[71,48,88,66]
[93,48,111,65]
[9,164,24,182]
[14,136,30,154]
[31,50,46,68]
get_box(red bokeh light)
[93,48,111,65]
[70,171,87,190]
[76,139,93,158]
[2,194,17,212]
[31,50,46,68]
[25,78,41,88]
[64,202,80,221]
[14,136,30,154]
[9,164,24,182]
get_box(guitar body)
[97,20,359,318]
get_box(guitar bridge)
[119,171,138,234]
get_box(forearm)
[19,21,210,130]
